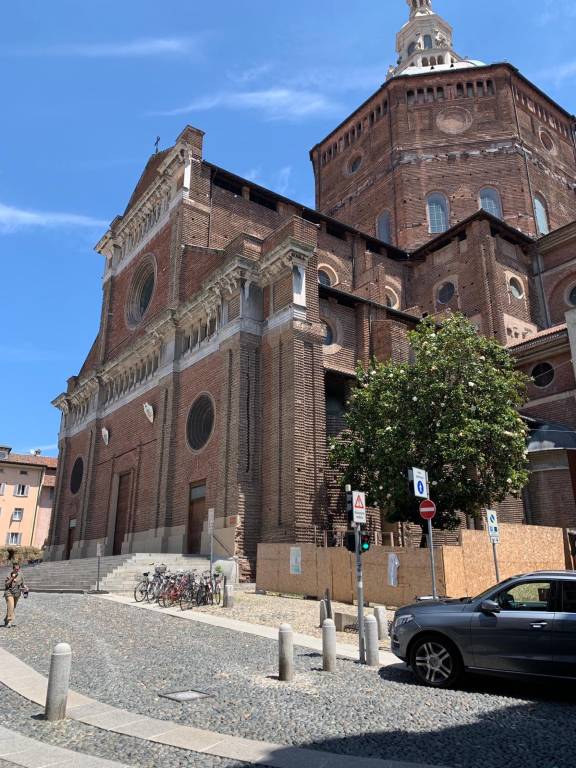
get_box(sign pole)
[427,517,438,599]
[492,541,500,582]
[486,510,500,582]
[419,497,438,600]
[96,542,102,593]
[208,508,215,580]
[354,523,366,665]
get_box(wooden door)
[187,484,206,554]
[113,473,131,556]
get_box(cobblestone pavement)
[194,589,394,649]
[1,594,576,768]
[0,685,250,768]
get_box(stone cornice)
[260,239,315,282]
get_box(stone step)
[1,552,225,594]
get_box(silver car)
[391,570,576,688]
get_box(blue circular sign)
[417,480,425,495]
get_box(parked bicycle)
[133,564,167,603]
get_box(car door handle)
[530,622,548,629]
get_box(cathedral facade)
[47,0,576,574]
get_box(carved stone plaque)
[436,107,473,135]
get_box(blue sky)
[1,0,575,457]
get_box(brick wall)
[312,64,576,251]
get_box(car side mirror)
[480,599,501,614]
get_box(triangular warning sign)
[354,494,364,509]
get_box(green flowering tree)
[329,314,530,538]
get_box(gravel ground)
[194,589,394,649]
[0,685,253,767]
[1,594,576,768]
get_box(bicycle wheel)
[195,585,206,606]
[180,588,194,611]
[213,584,221,606]
[134,581,148,602]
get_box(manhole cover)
[159,690,211,703]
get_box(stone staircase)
[0,553,215,594]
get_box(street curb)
[0,646,447,768]
[96,593,401,667]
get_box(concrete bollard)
[365,615,380,667]
[278,623,294,682]
[223,584,235,608]
[374,606,388,641]
[319,599,327,628]
[322,618,337,673]
[45,643,72,721]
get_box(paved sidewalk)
[0,647,442,768]
[99,593,400,667]
[0,724,129,767]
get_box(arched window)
[479,188,503,218]
[318,269,332,287]
[408,41,417,55]
[423,34,433,49]
[534,195,550,235]
[377,211,392,244]
[427,193,449,234]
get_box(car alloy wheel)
[411,638,461,688]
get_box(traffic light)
[345,529,371,553]
[345,486,353,524]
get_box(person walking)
[4,564,28,628]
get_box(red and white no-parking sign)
[419,499,436,521]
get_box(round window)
[186,394,215,451]
[127,260,155,327]
[318,270,332,287]
[509,277,524,300]
[568,286,576,307]
[322,321,334,346]
[70,457,84,495]
[531,362,555,388]
[540,131,555,152]
[349,156,362,174]
[437,282,455,305]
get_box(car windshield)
[471,577,518,603]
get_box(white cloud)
[5,38,198,58]
[27,444,58,453]
[153,88,340,121]
[287,65,385,94]
[243,167,261,182]
[274,166,292,197]
[536,0,576,24]
[536,59,576,85]
[227,64,273,85]
[0,202,107,234]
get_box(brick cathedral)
[47,0,576,575]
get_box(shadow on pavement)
[236,665,576,768]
